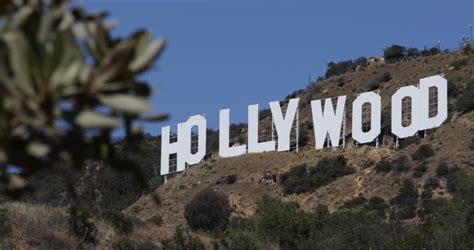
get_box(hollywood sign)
[160,75,447,175]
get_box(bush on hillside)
[102,210,134,235]
[375,160,392,172]
[380,72,392,82]
[450,57,468,70]
[383,45,406,63]
[406,47,420,57]
[255,195,313,248]
[412,144,434,161]
[436,162,450,177]
[325,60,355,78]
[390,179,418,220]
[161,226,205,250]
[298,124,309,147]
[68,207,97,244]
[393,155,411,172]
[456,79,474,112]
[184,188,231,231]
[280,156,355,195]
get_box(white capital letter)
[311,96,346,149]
[181,115,207,166]
[248,104,275,153]
[219,109,247,157]
[419,75,448,130]
[352,92,381,144]
[391,85,421,138]
[270,98,299,151]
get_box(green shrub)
[412,144,434,161]
[68,207,96,244]
[298,124,309,147]
[449,57,468,70]
[220,230,262,250]
[390,179,418,220]
[149,214,164,226]
[255,196,312,248]
[413,161,428,178]
[161,226,205,250]
[103,210,134,235]
[280,156,355,195]
[406,47,420,57]
[0,208,7,233]
[367,197,389,217]
[184,188,231,231]
[375,160,392,172]
[456,79,474,112]
[424,177,440,189]
[280,165,312,194]
[325,60,355,78]
[383,45,406,63]
[379,72,392,82]
[436,162,450,176]
[111,236,134,250]
[341,197,367,210]
[393,155,411,172]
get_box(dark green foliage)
[391,179,418,220]
[148,176,165,192]
[285,89,304,100]
[424,177,440,189]
[102,210,134,235]
[255,195,314,248]
[336,77,346,87]
[379,72,392,82]
[0,0,168,196]
[436,162,450,176]
[448,81,459,97]
[217,172,474,249]
[259,109,272,120]
[161,226,205,250]
[375,160,392,172]
[450,57,468,70]
[280,165,311,194]
[456,79,474,112]
[368,79,381,90]
[316,209,388,249]
[68,207,96,244]
[184,188,231,231]
[341,196,367,209]
[393,155,411,172]
[280,155,355,194]
[298,124,309,147]
[149,214,164,226]
[111,236,134,250]
[368,197,389,217]
[413,161,428,178]
[383,44,406,63]
[206,129,220,152]
[354,57,368,67]
[406,47,420,57]
[0,208,7,233]
[412,144,434,161]
[219,230,262,250]
[325,60,355,78]
[421,47,441,56]
[225,175,237,184]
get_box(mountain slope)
[124,50,474,241]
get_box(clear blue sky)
[77,0,473,135]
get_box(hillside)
[1,49,473,249]
[122,50,474,243]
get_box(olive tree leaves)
[0,0,167,198]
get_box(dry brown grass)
[0,202,76,249]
